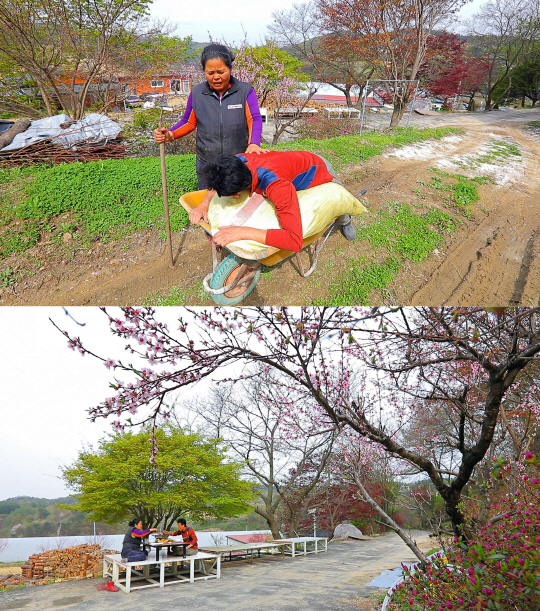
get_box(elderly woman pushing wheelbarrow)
[181,150,367,304]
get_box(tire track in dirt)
[410,126,540,305]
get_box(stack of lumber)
[20,544,118,583]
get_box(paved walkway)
[0,532,433,611]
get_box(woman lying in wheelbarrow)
[188,150,356,253]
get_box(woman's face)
[135,520,143,530]
[204,58,231,94]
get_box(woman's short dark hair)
[201,44,234,70]
[128,518,142,527]
[205,155,252,197]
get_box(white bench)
[272,537,328,557]
[103,551,220,593]
[274,107,319,120]
[200,541,287,562]
[260,107,268,123]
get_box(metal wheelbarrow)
[180,189,366,305]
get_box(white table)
[271,537,328,557]
[103,550,220,593]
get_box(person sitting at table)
[164,518,198,556]
[121,518,158,561]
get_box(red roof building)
[119,74,192,97]
[310,93,359,105]
[226,534,270,544]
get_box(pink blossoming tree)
[54,306,540,545]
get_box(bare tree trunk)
[353,474,427,564]
[0,118,31,149]
[36,79,55,117]
[254,505,281,539]
[390,93,409,127]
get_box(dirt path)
[1,109,539,306]
[407,125,540,305]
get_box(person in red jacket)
[189,150,356,253]
[164,518,198,556]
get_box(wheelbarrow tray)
[180,189,335,267]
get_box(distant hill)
[0,496,269,538]
[0,496,120,538]
[182,41,210,66]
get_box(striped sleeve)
[170,92,197,140]
[245,88,262,146]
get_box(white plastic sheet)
[330,523,365,541]
[1,113,121,152]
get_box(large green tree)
[510,51,540,106]
[61,426,253,529]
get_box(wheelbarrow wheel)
[209,254,261,305]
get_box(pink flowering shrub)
[389,454,540,610]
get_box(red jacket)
[171,526,198,549]
[236,151,334,252]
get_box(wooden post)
[159,108,174,267]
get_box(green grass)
[144,281,208,306]
[0,584,26,592]
[273,127,461,169]
[313,257,402,306]
[416,169,494,216]
[0,127,460,262]
[526,121,540,128]
[451,138,521,171]
[0,155,198,259]
[0,126,468,306]
[356,203,456,262]
[0,266,16,287]
[315,202,462,305]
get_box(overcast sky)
[0,307,210,501]
[149,0,487,45]
[149,0,292,45]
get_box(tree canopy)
[0,0,191,119]
[61,425,254,529]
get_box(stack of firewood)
[0,138,127,168]
[0,573,25,589]
[20,544,118,583]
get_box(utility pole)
[308,508,317,537]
